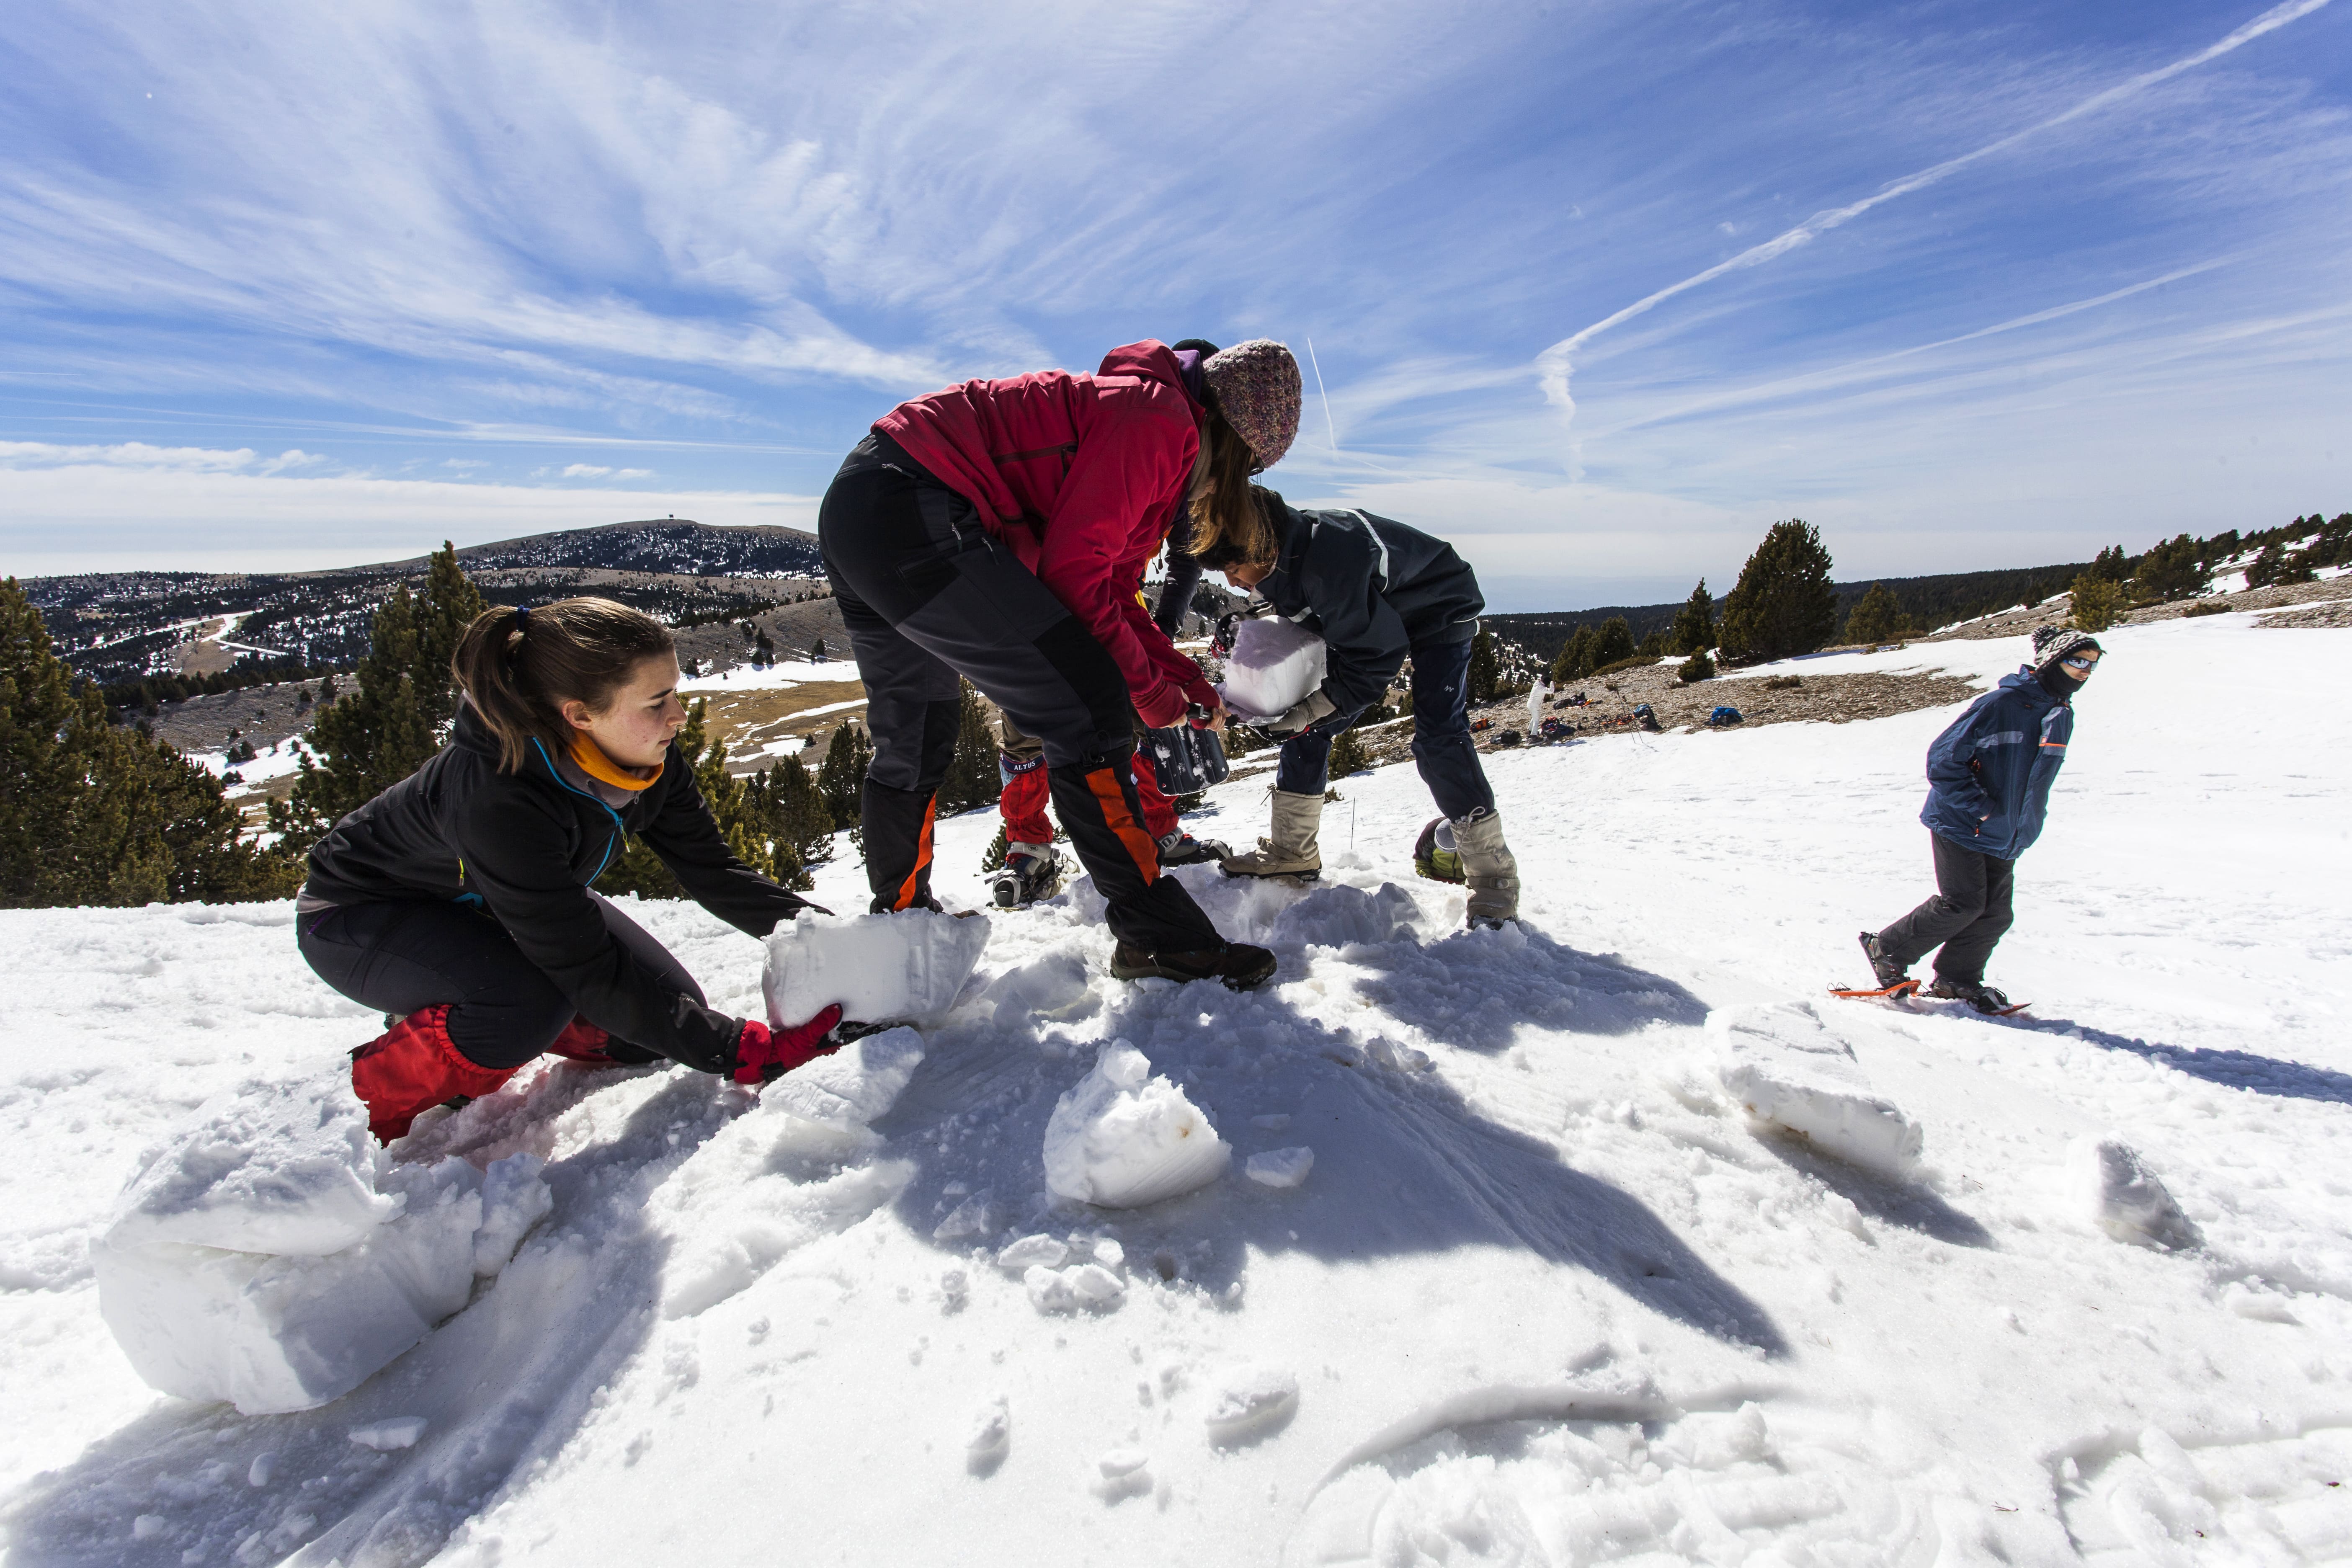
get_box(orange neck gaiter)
[570,733,663,792]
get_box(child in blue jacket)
[1859,625,2102,1011]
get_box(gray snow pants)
[1877,833,2016,985]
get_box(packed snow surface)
[761,905,990,1029]
[4,612,2352,1565]
[1218,616,1327,721]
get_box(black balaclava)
[2037,661,2086,701]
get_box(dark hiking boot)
[1155,830,1230,866]
[1858,931,1908,990]
[1925,977,2011,1014]
[990,845,1061,908]
[1109,941,1278,992]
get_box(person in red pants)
[297,598,843,1142]
[819,337,1296,986]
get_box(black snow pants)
[1876,833,2016,986]
[297,895,686,1068]
[816,433,1223,954]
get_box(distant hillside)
[1491,560,2097,662]
[23,518,829,690]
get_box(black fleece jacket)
[302,706,812,1073]
[1252,489,1485,713]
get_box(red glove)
[730,1005,845,1086]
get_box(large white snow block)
[95,1153,548,1415]
[106,1075,397,1256]
[1044,1041,1230,1209]
[763,908,989,1030]
[1711,1004,1925,1182]
[1217,616,1328,722]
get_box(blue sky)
[3,0,2347,609]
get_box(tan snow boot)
[1219,789,1324,881]
[1452,810,1520,927]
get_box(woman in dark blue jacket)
[1859,624,2102,1011]
[299,598,841,1141]
[1200,486,1518,927]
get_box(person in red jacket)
[818,338,1300,988]
[297,598,843,1142]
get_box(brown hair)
[1184,399,1276,569]
[450,597,676,772]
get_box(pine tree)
[1843,582,1906,646]
[1467,629,1501,703]
[270,543,482,851]
[2089,545,2130,584]
[0,580,297,908]
[1588,616,1636,669]
[2129,534,2208,603]
[815,720,871,829]
[2069,574,2124,634]
[809,637,828,662]
[1677,650,1715,683]
[1671,580,1716,655]
[1326,725,1372,778]
[748,751,833,874]
[935,683,1003,812]
[1717,520,1838,664]
[1548,624,1597,684]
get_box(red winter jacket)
[875,340,1217,727]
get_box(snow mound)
[106,1075,398,1256]
[2070,1136,2202,1251]
[762,908,989,1030]
[1216,616,1326,722]
[1042,1041,1230,1208]
[1711,1003,1924,1181]
[91,1080,548,1414]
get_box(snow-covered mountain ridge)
[3,609,2348,1566]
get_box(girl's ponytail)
[449,598,676,772]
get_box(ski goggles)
[2061,652,2100,672]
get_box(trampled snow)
[4,611,2352,1565]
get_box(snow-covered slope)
[4,611,2349,1566]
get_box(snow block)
[1217,617,1328,722]
[2070,1137,2202,1251]
[93,1083,551,1414]
[1043,1041,1230,1209]
[106,1075,398,1257]
[1245,1147,1315,1189]
[1711,1004,1925,1182]
[763,908,990,1030]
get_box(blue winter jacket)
[1919,669,2074,860]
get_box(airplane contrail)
[1533,0,2335,464]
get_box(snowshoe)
[1924,977,2016,1015]
[990,846,1061,908]
[1109,941,1279,992]
[1857,931,1908,990]
[1156,830,1230,867]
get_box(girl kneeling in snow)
[1206,489,1521,928]
[297,598,842,1142]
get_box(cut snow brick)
[1042,1041,1229,1209]
[1217,616,1328,722]
[95,1153,544,1414]
[1245,1147,1315,1189]
[1204,1364,1299,1447]
[1711,1003,1925,1182]
[2070,1137,2202,1251]
[348,1416,428,1451]
[763,908,989,1031]
[105,1075,397,1257]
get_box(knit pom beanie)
[2030,624,2102,671]
[1201,340,1301,472]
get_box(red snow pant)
[818,435,1222,954]
[997,710,1177,846]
